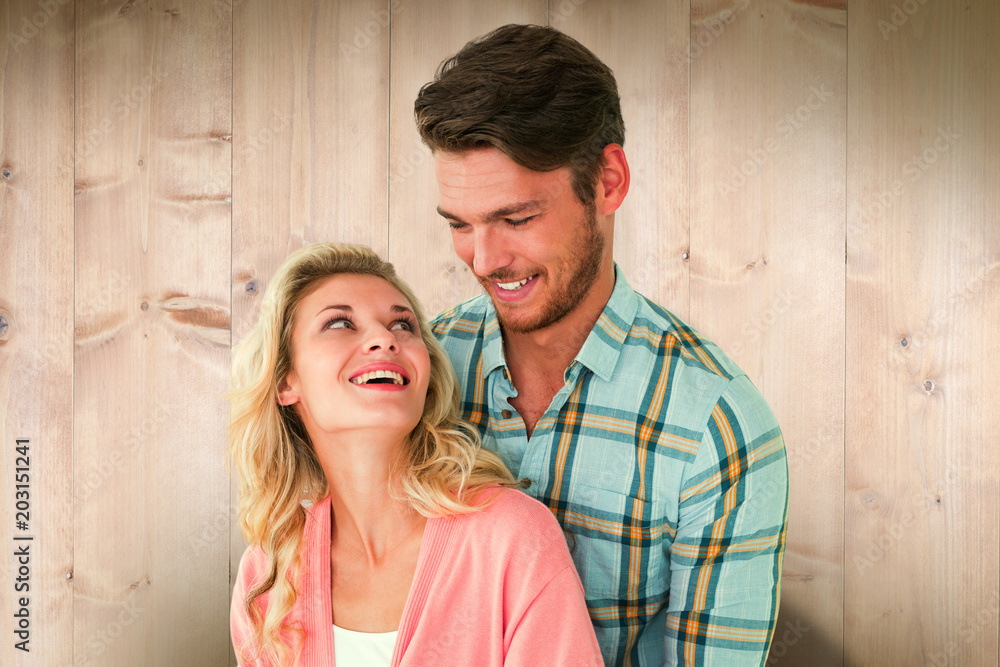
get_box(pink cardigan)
[231,487,603,666]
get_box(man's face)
[434,148,609,335]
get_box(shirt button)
[501,409,512,419]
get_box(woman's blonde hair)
[228,242,516,665]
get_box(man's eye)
[506,215,535,227]
[448,221,467,231]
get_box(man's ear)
[276,375,300,406]
[596,143,630,216]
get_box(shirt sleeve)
[231,546,266,666]
[665,374,789,666]
[503,565,605,667]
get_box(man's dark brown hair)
[414,23,625,206]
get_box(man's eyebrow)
[437,200,542,224]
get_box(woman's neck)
[315,431,424,565]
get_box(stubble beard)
[486,201,605,335]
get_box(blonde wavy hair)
[228,242,517,665]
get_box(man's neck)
[502,266,616,378]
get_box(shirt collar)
[574,263,639,382]
[480,263,640,383]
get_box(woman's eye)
[325,318,353,330]
[391,320,414,332]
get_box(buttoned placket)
[488,360,590,490]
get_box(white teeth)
[350,370,405,385]
[497,277,531,291]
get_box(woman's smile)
[278,273,431,436]
[349,362,411,390]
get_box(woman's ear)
[276,375,300,406]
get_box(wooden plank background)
[0,1,996,665]
[0,1,74,665]
[846,1,1000,665]
[690,2,847,664]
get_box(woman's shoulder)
[458,486,567,549]
[441,487,578,601]
[236,543,269,578]
[236,496,331,578]
[480,485,555,519]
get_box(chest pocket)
[561,483,669,604]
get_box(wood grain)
[0,1,997,664]
[689,1,847,663]
[846,1,1000,665]
[73,0,231,664]
[387,0,547,316]
[556,0,690,318]
[0,1,75,664]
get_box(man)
[415,24,788,667]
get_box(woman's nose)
[365,326,398,353]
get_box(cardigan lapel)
[302,496,336,665]
[309,498,458,666]
[390,514,457,665]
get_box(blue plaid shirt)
[431,265,788,666]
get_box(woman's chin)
[314,413,423,444]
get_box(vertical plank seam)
[686,0,692,321]
[72,2,79,664]
[843,7,849,665]
[386,0,392,259]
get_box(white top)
[332,624,398,666]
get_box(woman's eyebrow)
[315,304,351,317]
[315,304,414,317]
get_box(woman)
[229,243,602,666]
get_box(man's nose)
[472,227,512,278]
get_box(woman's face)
[278,273,431,444]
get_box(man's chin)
[492,300,570,336]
